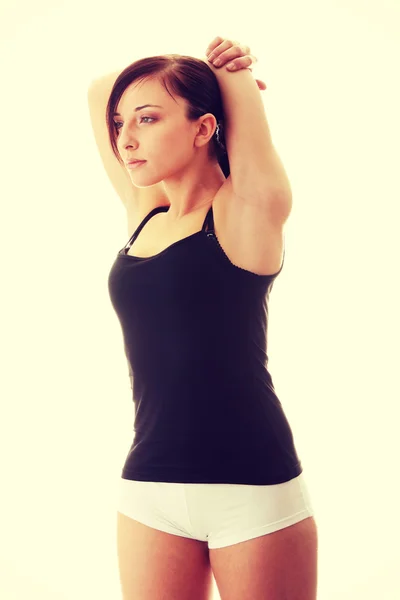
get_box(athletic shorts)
[117,472,315,549]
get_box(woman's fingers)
[208,45,246,64]
[205,36,226,56]
[206,39,248,62]
[255,79,267,91]
[224,55,253,70]
[204,37,263,86]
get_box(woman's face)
[114,77,217,188]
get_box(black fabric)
[108,204,303,484]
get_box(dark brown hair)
[105,54,230,178]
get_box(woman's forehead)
[118,78,181,113]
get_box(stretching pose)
[88,35,318,600]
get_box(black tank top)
[108,204,302,484]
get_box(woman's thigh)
[117,511,213,600]
[209,515,318,600]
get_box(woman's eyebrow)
[113,104,164,116]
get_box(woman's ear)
[195,113,218,148]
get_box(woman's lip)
[127,160,146,169]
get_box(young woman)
[88,36,318,600]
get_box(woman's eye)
[140,116,156,124]
[114,116,156,131]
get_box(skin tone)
[114,77,226,223]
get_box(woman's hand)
[204,36,267,91]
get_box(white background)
[1,0,399,598]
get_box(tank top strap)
[202,205,215,234]
[121,205,169,254]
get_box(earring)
[215,122,222,143]
[215,122,226,150]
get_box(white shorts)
[117,472,315,549]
